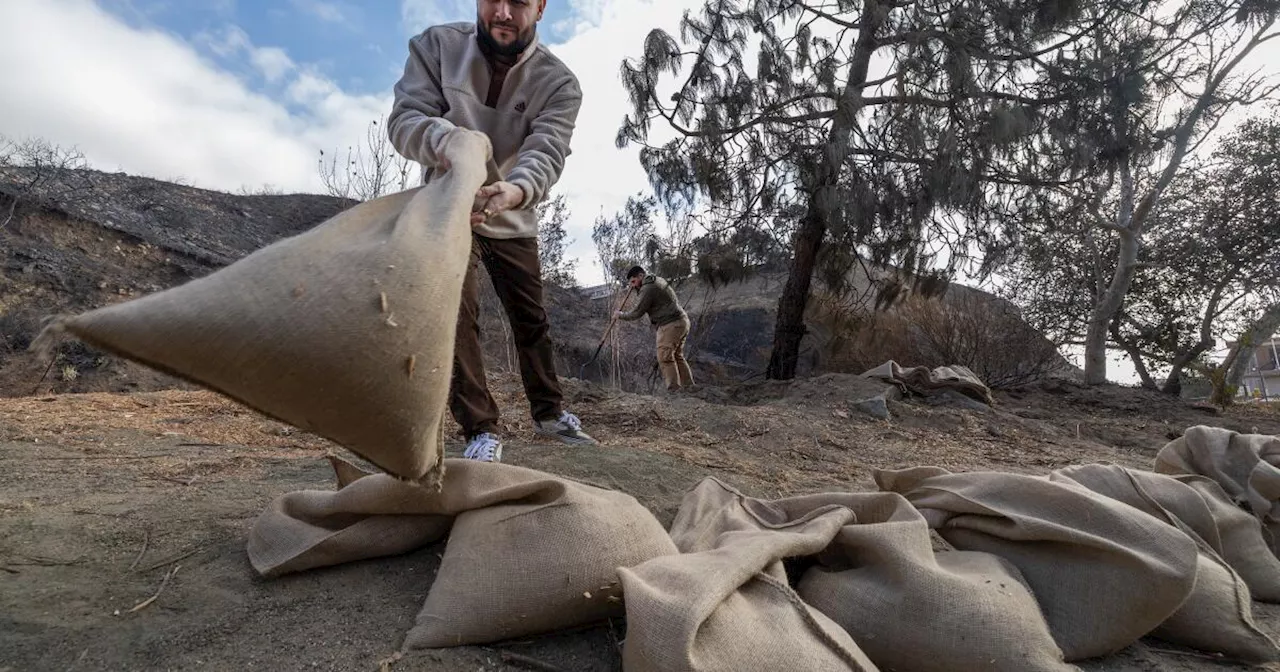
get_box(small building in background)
[1234,336,1280,400]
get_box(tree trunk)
[1083,162,1138,385]
[1108,315,1157,389]
[766,0,883,380]
[766,210,825,379]
[1224,302,1280,396]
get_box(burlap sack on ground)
[1150,553,1280,663]
[1176,474,1280,602]
[1155,425,1280,556]
[876,466,1197,661]
[793,492,1072,671]
[618,478,878,672]
[247,456,453,578]
[402,462,678,648]
[251,457,676,647]
[1050,464,1280,662]
[862,360,994,404]
[1053,463,1280,602]
[32,130,495,486]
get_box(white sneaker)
[463,432,502,462]
[533,411,597,446]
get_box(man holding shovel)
[617,266,696,392]
[389,0,595,463]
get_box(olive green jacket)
[618,276,687,326]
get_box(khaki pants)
[656,316,694,390]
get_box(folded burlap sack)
[618,479,878,672]
[793,491,1072,671]
[1156,425,1280,557]
[1051,464,1280,662]
[876,466,1198,661]
[1176,474,1280,602]
[250,456,677,648]
[32,129,495,487]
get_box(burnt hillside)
[0,166,1072,397]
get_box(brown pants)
[656,316,694,390]
[450,234,562,438]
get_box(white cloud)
[195,25,296,84]
[541,0,708,284]
[0,0,709,285]
[250,46,295,82]
[291,0,345,24]
[0,0,383,193]
[400,0,471,34]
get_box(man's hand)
[470,181,525,226]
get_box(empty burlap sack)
[618,478,878,672]
[401,461,678,648]
[1050,464,1280,662]
[1052,463,1280,602]
[1177,474,1280,602]
[862,360,994,404]
[247,456,453,578]
[794,493,1072,671]
[32,129,495,486]
[1150,553,1280,663]
[1156,425,1280,556]
[876,466,1197,661]
[251,456,676,647]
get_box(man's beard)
[477,15,534,56]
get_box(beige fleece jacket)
[388,22,582,239]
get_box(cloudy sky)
[0,0,708,285]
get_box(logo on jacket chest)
[513,100,527,113]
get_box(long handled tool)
[580,287,634,378]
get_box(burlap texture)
[876,466,1198,661]
[1149,553,1280,663]
[1176,474,1280,602]
[1050,464,1280,661]
[1053,463,1280,602]
[399,464,677,648]
[862,360,994,404]
[1155,425,1280,557]
[617,478,878,672]
[36,129,495,485]
[249,457,676,647]
[794,493,1072,671]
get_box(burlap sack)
[618,478,878,672]
[876,466,1197,661]
[794,494,1072,671]
[247,456,453,578]
[1050,464,1280,662]
[1176,475,1280,602]
[32,129,495,486]
[251,457,677,647]
[1149,553,1280,664]
[402,462,678,648]
[1052,463,1280,602]
[1155,425,1280,556]
[862,360,994,404]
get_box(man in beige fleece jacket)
[389,0,594,463]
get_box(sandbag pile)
[248,425,1280,670]
[31,129,499,488]
[1155,425,1280,555]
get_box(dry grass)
[0,389,334,450]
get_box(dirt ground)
[3,373,1280,671]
